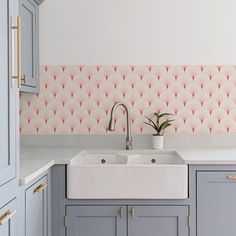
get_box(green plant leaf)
[144,116,158,132]
[154,112,160,128]
[159,123,172,135]
[143,121,157,131]
[144,113,175,135]
[158,113,174,118]
[158,120,173,134]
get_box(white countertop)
[20,147,236,185]
[20,148,81,185]
[177,148,236,164]
[20,159,55,185]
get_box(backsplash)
[20,66,236,134]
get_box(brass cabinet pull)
[131,208,135,219]
[0,210,16,225]
[11,16,21,88]
[119,207,125,218]
[21,74,26,85]
[227,176,236,180]
[33,184,48,193]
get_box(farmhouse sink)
[67,150,188,199]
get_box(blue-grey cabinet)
[128,206,189,236]
[197,171,236,236]
[0,198,17,236]
[19,0,40,93]
[66,206,127,236]
[0,0,18,188]
[65,205,189,236]
[26,175,48,236]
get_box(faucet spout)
[108,102,132,150]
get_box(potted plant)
[144,112,174,149]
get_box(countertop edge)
[20,160,55,185]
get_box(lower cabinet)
[128,206,189,236]
[65,205,189,236]
[25,175,48,236]
[0,198,17,236]
[197,171,236,236]
[66,206,127,236]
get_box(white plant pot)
[152,135,164,149]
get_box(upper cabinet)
[0,0,18,187]
[19,0,43,93]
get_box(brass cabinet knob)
[227,175,236,180]
[131,208,135,219]
[21,75,26,85]
[119,207,125,218]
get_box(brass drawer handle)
[119,207,125,218]
[227,176,236,180]
[131,208,135,219]
[0,210,16,225]
[33,184,48,193]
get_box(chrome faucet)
[108,102,132,150]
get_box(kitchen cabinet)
[0,0,19,234]
[0,0,18,187]
[25,175,48,236]
[65,205,188,236]
[0,198,17,236]
[197,171,236,236]
[128,206,189,236]
[19,0,40,93]
[66,206,127,236]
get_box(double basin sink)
[67,150,188,199]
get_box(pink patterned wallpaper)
[20,66,236,134]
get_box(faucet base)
[126,137,133,150]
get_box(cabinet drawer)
[0,198,17,236]
[198,171,236,182]
[26,175,48,236]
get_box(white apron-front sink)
[67,150,188,199]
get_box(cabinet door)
[19,0,39,92]
[197,171,236,236]
[66,206,127,236]
[0,0,17,187]
[128,206,189,236]
[0,199,17,236]
[26,176,48,236]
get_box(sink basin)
[71,153,127,165]
[126,151,184,165]
[67,150,188,199]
